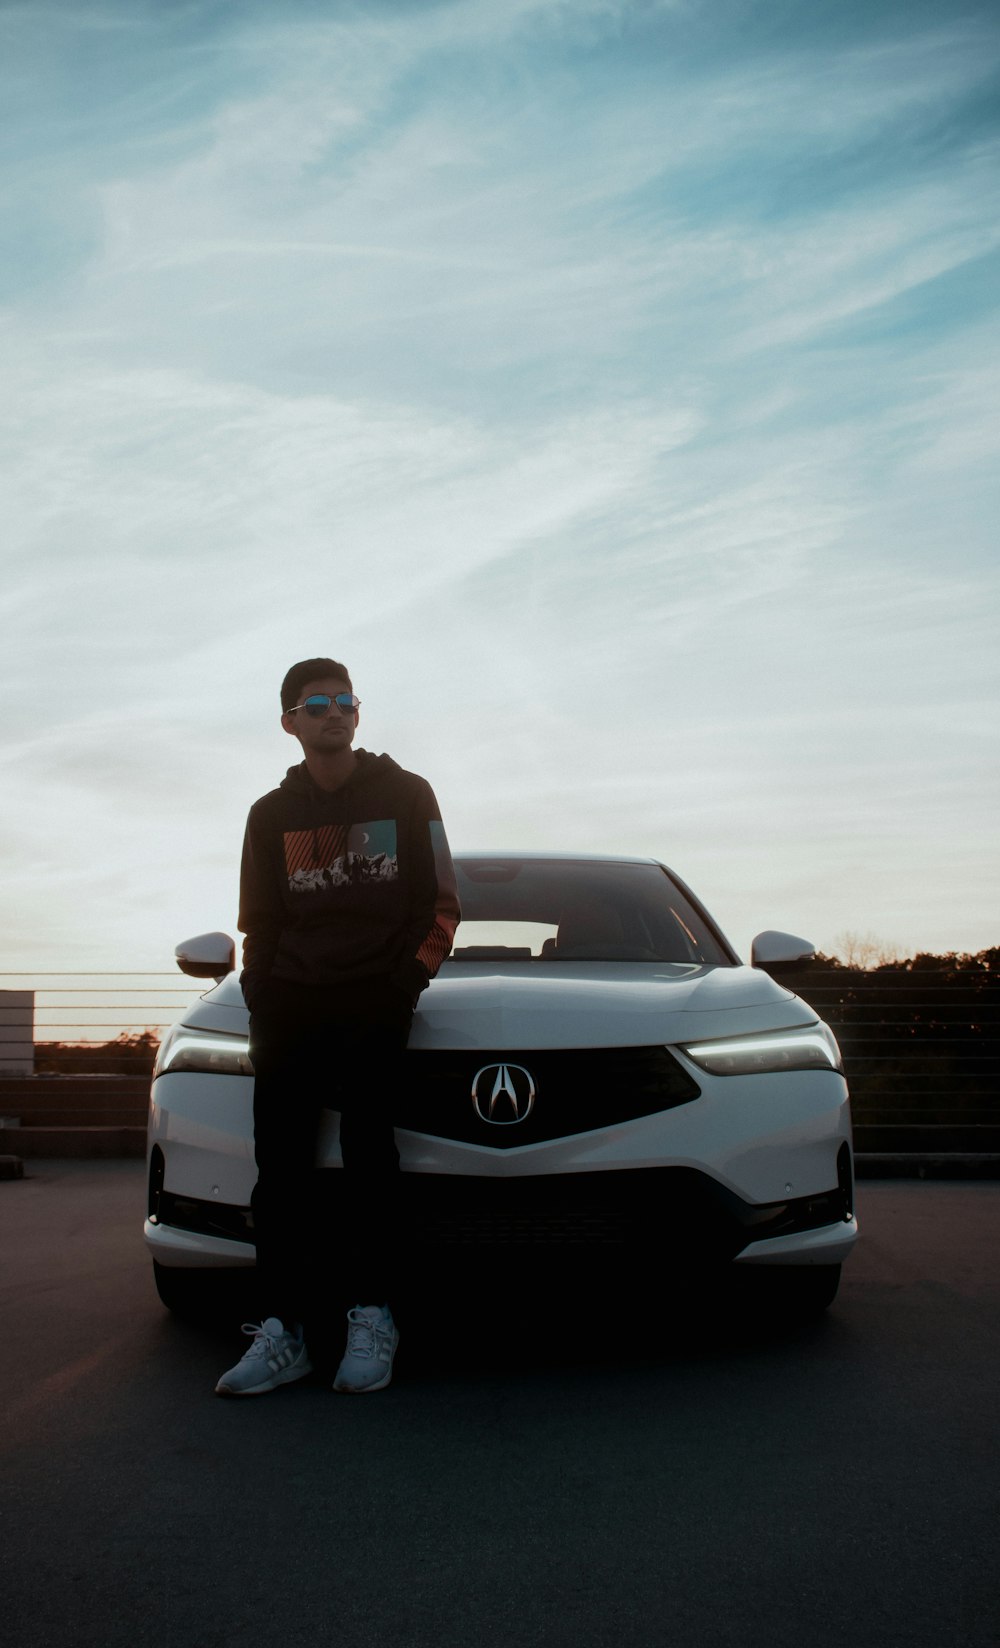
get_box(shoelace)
[239,1321,282,1359]
[344,1311,381,1359]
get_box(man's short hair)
[280,658,353,711]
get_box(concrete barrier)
[0,1126,145,1159]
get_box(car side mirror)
[175,932,236,981]
[750,930,816,969]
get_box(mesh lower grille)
[412,1211,630,1245]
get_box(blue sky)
[2,0,998,972]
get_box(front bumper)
[146,1057,857,1271]
[145,1147,857,1269]
[144,1217,256,1269]
[733,1217,858,1266]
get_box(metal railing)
[1,964,997,1139]
[0,973,206,1074]
[785,964,999,1130]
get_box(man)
[216,657,460,1397]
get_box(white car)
[145,852,857,1317]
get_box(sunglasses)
[288,693,361,718]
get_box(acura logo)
[471,1062,536,1125]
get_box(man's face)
[281,675,359,756]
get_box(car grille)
[393,1045,700,1148]
[413,1209,628,1245]
[400,1169,740,1256]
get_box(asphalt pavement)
[1,1162,998,1648]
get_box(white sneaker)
[215,1318,313,1397]
[332,1304,399,1393]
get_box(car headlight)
[679,1022,843,1076]
[153,1024,253,1078]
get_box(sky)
[2,0,999,985]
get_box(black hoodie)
[238,751,460,1010]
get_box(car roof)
[454,850,664,867]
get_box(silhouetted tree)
[34,1030,159,1076]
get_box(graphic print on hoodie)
[284,820,399,892]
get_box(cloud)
[0,0,997,968]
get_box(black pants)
[248,975,414,1332]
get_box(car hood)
[180,961,818,1050]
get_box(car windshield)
[451,858,732,965]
